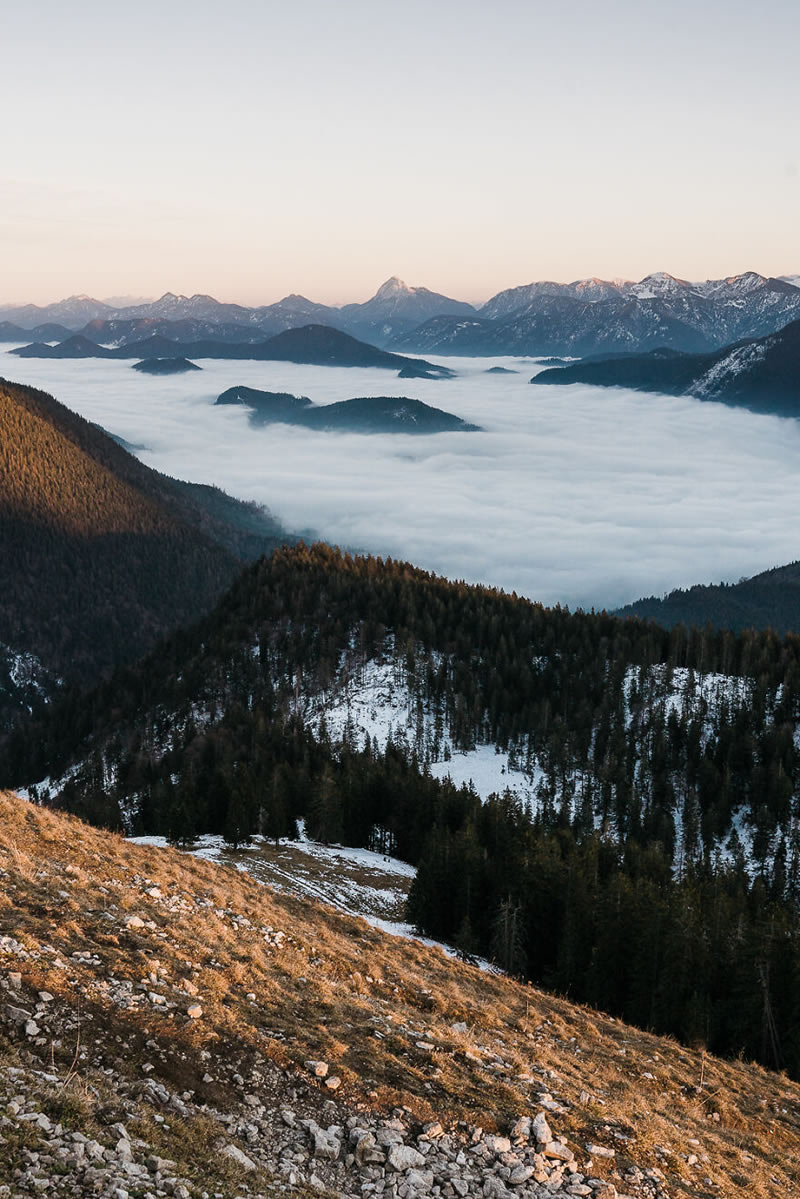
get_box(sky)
[2,0,798,307]
[5,346,800,611]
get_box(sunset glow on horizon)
[2,0,798,307]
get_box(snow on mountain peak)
[630,271,688,297]
[374,276,411,300]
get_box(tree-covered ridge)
[0,379,289,725]
[6,541,800,1077]
[616,560,800,636]
[10,541,800,855]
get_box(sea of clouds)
[4,346,800,611]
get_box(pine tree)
[491,897,527,975]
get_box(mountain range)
[390,271,800,357]
[5,363,800,1112]
[4,270,800,355]
[0,277,474,349]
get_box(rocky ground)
[1,792,797,1198]
[0,983,652,1199]
[1,935,653,1199]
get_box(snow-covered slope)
[0,643,58,730]
[298,642,784,875]
[304,654,543,807]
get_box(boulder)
[510,1117,531,1141]
[387,1144,427,1172]
[531,1113,552,1145]
[313,1128,342,1161]
[221,1144,257,1172]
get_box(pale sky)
[2,0,798,307]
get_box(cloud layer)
[5,348,800,611]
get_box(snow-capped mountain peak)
[628,271,691,299]
[373,276,411,300]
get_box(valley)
[4,344,800,615]
[7,2,800,1192]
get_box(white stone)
[313,1129,342,1161]
[221,1144,257,1171]
[532,1113,553,1145]
[387,1145,426,1172]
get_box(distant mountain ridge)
[11,324,454,376]
[4,270,799,354]
[530,318,800,417]
[0,278,474,349]
[391,271,800,357]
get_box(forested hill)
[617,559,800,634]
[0,378,289,726]
[6,542,800,1078]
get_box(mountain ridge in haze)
[392,271,800,356]
[0,278,475,349]
[4,270,800,354]
[11,323,455,376]
[531,317,800,417]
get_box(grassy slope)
[1,792,798,1198]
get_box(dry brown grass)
[1,790,798,1197]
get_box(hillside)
[0,378,289,727]
[216,387,479,433]
[1,790,798,1198]
[530,320,800,418]
[7,543,800,1081]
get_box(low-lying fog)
[5,347,800,610]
